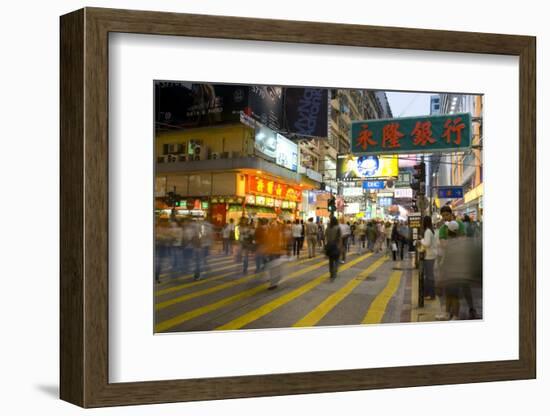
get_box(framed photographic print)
[60,7,536,408]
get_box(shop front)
[244,174,304,222]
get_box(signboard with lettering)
[362,181,385,190]
[351,113,472,155]
[337,155,398,180]
[275,133,298,171]
[343,187,363,197]
[437,186,464,199]
[247,175,302,202]
[396,171,412,188]
[284,88,329,137]
[394,188,413,199]
[408,213,422,229]
[378,197,393,207]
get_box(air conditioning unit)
[166,154,178,163]
[163,143,184,154]
[211,152,221,160]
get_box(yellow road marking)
[157,261,240,289]
[158,256,234,281]
[156,257,315,309]
[154,258,330,332]
[155,256,319,297]
[215,253,372,331]
[362,270,403,324]
[293,255,388,327]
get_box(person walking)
[397,221,409,260]
[350,222,356,246]
[222,219,235,256]
[265,221,287,290]
[154,218,172,283]
[254,218,268,273]
[374,220,386,253]
[283,220,293,257]
[385,221,393,253]
[199,219,214,273]
[436,205,481,320]
[325,216,342,281]
[366,221,377,252]
[357,220,367,252]
[390,222,400,261]
[339,218,351,263]
[291,219,302,258]
[419,215,437,299]
[317,220,326,250]
[305,217,318,258]
[238,218,253,274]
[298,219,306,252]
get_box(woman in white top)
[420,215,438,300]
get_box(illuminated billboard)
[337,155,398,180]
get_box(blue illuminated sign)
[363,181,385,190]
[437,186,463,199]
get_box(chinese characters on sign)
[247,175,302,201]
[437,186,464,199]
[351,113,472,155]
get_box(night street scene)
[154,81,483,333]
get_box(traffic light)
[412,162,426,195]
[165,191,182,207]
[328,196,336,213]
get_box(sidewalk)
[409,266,483,322]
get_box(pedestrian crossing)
[154,250,408,333]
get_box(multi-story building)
[433,93,483,220]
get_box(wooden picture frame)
[60,7,536,408]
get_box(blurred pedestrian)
[339,218,351,263]
[254,218,268,273]
[325,216,342,280]
[436,205,481,320]
[305,217,318,258]
[397,221,410,260]
[357,220,367,252]
[199,219,214,273]
[366,221,377,252]
[390,222,400,261]
[154,218,172,283]
[264,221,287,290]
[350,222,356,246]
[298,219,306,252]
[222,219,235,256]
[238,218,254,273]
[317,220,326,250]
[374,220,385,253]
[385,221,393,252]
[292,219,302,258]
[284,220,293,256]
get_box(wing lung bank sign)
[285,88,329,137]
[337,155,398,180]
[351,113,472,155]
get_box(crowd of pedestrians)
[417,206,482,320]
[155,207,481,320]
